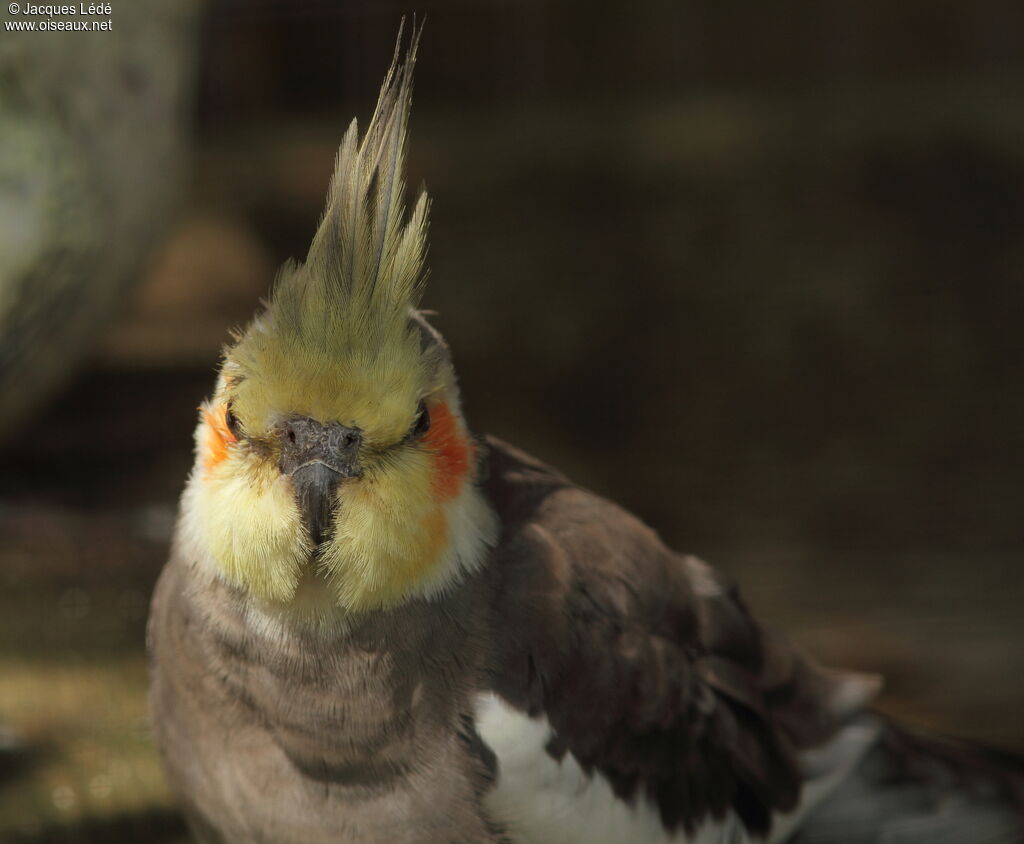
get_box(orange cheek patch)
[424,402,473,501]
[201,405,237,475]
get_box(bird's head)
[179,34,497,615]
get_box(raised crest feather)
[276,19,426,349]
[227,21,437,443]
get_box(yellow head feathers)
[230,27,437,445]
[181,29,499,617]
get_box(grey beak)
[279,417,363,546]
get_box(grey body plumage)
[149,546,501,843]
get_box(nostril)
[287,428,296,444]
[342,432,358,448]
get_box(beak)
[278,416,363,546]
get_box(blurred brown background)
[1,1,1023,840]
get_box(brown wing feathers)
[482,437,877,836]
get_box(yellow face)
[180,346,497,614]
[178,35,497,613]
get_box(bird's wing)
[788,723,1024,843]
[479,436,880,838]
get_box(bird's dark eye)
[409,401,431,439]
[225,404,244,439]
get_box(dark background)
[1,1,1022,840]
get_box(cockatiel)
[148,32,1024,844]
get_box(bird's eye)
[409,401,431,439]
[225,404,244,439]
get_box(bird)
[147,28,1024,844]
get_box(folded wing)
[480,437,879,837]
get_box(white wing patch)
[475,693,879,844]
